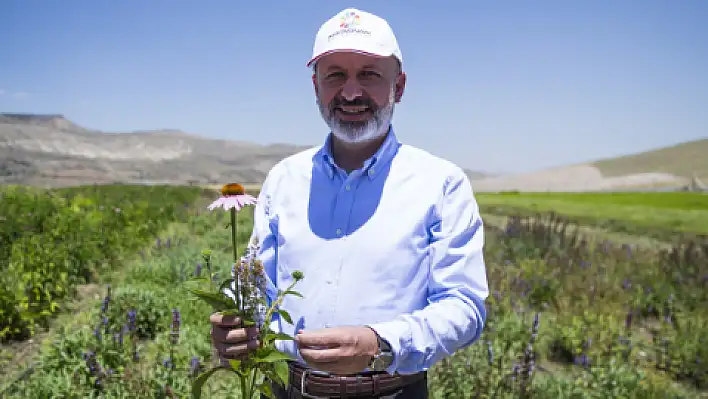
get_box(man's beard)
[317,87,396,144]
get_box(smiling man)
[210,7,490,398]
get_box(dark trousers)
[263,373,428,399]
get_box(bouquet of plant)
[186,184,304,399]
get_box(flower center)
[221,183,245,196]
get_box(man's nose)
[340,77,363,101]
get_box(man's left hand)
[295,326,379,375]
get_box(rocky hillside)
[0,113,493,188]
[0,113,309,187]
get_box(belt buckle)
[300,369,331,399]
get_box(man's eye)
[326,72,345,79]
[361,71,381,78]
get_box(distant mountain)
[471,137,708,192]
[0,113,494,188]
[464,169,495,180]
[0,113,309,187]
[591,138,708,180]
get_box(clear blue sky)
[1,0,706,174]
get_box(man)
[210,7,489,398]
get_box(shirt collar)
[318,125,401,181]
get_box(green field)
[477,192,708,242]
[1,186,706,398]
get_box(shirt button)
[336,228,343,236]
[345,184,351,191]
[368,168,375,176]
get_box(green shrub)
[0,184,205,342]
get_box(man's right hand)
[210,313,260,365]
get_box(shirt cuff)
[367,319,412,375]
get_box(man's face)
[313,52,406,144]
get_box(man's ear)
[312,73,319,96]
[394,72,406,103]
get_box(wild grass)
[1,188,706,398]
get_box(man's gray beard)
[317,88,396,144]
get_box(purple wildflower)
[625,310,633,329]
[170,308,181,345]
[127,309,137,331]
[190,356,201,377]
[622,279,631,290]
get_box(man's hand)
[210,313,260,366]
[295,326,379,375]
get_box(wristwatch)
[367,328,394,371]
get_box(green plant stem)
[230,208,238,263]
[261,280,299,339]
[240,374,247,399]
[250,368,259,399]
[230,208,241,311]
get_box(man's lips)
[335,105,370,114]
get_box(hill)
[471,137,708,192]
[0,113,493,187]
[0,113,310,187]
[592,137,708,180]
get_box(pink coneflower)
[207,183,257,311]
[207,183,257,212]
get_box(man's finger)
[295,329,341,348]
[223,340,260,358]
[210,313,242,327]
[223,327,259,343]
[299,347,342,363]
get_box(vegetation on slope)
[592,138,708,180]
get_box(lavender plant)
[187,184,305,399]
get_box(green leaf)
[218,278,236,293]
[253,349,295,364]
[264,332,295,344]
[274,361,289,387]
[228,359,241,371]
[260,383,276,399]
[276,309,293,324]
[191,367,227,399]
[187,289,235,311]
[185,276,212,285]
[218,309,244,317]
[284,290,304,298]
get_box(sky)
[1,0,707,174]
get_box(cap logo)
[339,11,360,29]
[328,10,370,41]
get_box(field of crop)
[1,186,706,398]
[477,191,708,242]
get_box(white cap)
[307,8,403,68]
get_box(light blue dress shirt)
[247,126,489,375]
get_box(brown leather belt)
[279,361,425,398]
